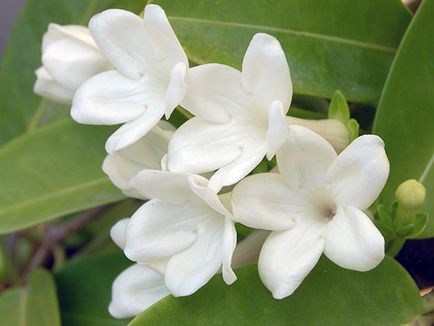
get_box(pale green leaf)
[0,269,61,326]
[0,119,123,234]
[373,0,434,238]
[131,257,421,325]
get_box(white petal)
[188,175,231,216]
[124,199,199,263]
[109,264,169,319]
[258,224,324,299]
[165,218,224,296]
[110,218,130,249]
[167,118,245,174]
[277,125,337,191]
[33,67,74,103]
[165,62,187,118]
[71,70,164,125]
[266,101,289,159]
[89,7,186,80]
[168,117,267,191]
[42,36,110,90]
[142,4,188,71]
[102,124,174,198]
[131,170,197,204]
[232,173,303,230]
[327,135,389,210]
[42,24,95,50]
[322,206,385,271]
[242,33,292,110]
[222,217,237,284]
[208,144,266,192]
[181,64,253,122]
[105,108,165,153]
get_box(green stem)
[386,237,406,257]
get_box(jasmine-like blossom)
[232,126,389,299]
[122,170,237,297]
[166,33,292,191]
[71,4,188,153]
[109,221,269,318]
[34,24,111,103]
[102,121,174,198]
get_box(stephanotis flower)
[71,4,188,153]
[109,221,268,318]
[120,170,237,297]
[34,24,111,103]
[232,125,389,299]
[166,33,292,191]
[102,120,174,198]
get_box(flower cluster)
[34,4,390,319]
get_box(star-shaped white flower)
[109,219,170,318]
[71,5,188,153]
[122,170,237,296]
[34,24,111,103]
[166,33,292,191]
[102,120,174,198]
[232,126,389,299]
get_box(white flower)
[34,24,111,103]
[102,120,174,198]
[166,33,292,191]
[109,219,170,319]
[232,126,389,299]
[122,170,237,297]
[71,4,188,153]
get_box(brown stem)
[23,203,117,278]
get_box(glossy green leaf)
[0,269,61,325]
[131,257,420,325]
[55,252,130,326]
[0,0,143,146]
[373,0,434,238]
[152,0,411,103]
[0,119,123,234]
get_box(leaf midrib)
[419,151,434,183]
[0,177,111,216]
[168,16,397,53]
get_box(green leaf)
[0,0,144,146]
[131,256,420,325]
[55,252,130,326]
[0,269,61,325]
[328,91,350,123]
[0,119,123,234]
[373,0,434,238]
[152,0,411,102]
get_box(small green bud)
[395,179,426,210]
[394,179,426,231]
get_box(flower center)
[320,203,337,221]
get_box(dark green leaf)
[152,0,411,102]
[0,269,61,325]
[55,252,130,326]
[0,119,123,234]
[131,256,421,326]
[373,0,434,238]
[0,0,144,146]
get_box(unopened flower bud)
[395,179,426,210]
[394,179,426,229]
[286,116,349,152]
